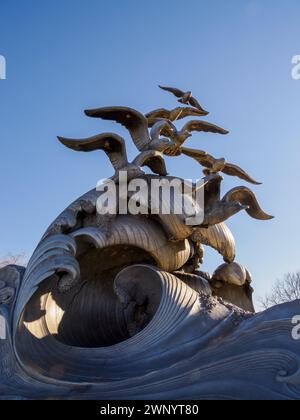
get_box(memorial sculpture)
[158,85,208,111]
[0,86,299,400]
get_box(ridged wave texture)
[0,186,299,400]
[0,266,300,400]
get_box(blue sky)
[0,0,299,302]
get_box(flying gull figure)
[57,133,168,182]
[84,106,175,153]
[159,85,208,113]
[160,120,229,155]
[222,187,274,221]
[197,177,247,228]
[146,106,209,127]
[181,147,261,185]
[202,186,274,226]
[195,176,273,227]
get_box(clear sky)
[0,0,299,303]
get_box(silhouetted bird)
[159,85,208,113]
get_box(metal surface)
[0,86,285,401]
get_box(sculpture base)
[0,265,299,400]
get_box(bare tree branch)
[0,253,27,269]
[259,272,300,309]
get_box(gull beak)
[241,204,250,211]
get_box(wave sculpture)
[0,86,299,400]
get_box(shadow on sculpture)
[0,85,299,400]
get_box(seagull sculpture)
[57,133,168,182]
[181,147,261,185]
[222,187,274,221]
[159,85,208,113]
[195,176,273,227]
[84,106,174,153]
[146,106,209,127]
[158,120,229,155]
[202,186,274,227]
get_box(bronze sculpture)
[159,85,208,112]
[85,106,174,153]
[181,147,262,184]
[146,106,209,126]
[155,120,229,157]
[57,133,168,181]
[1,84,299,401]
